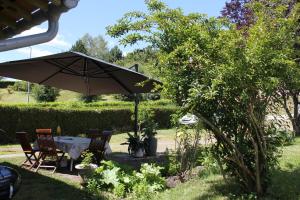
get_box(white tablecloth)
[34,136,112,160]
[54,136,112,160]
[54,136,89,159]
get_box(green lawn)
[0,89,118,103]
[155,138,300,200]
[1,135,300,200]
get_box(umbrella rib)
[91,60,133,94]
[39,58,82,84]
[93,69,122,76]
[46,59,82,76]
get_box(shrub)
[87,161,165,198]
[78,94,100,103]
[7,86,14,94]
[32,85,60,102]
[12,81,29,92]
[0,81,15,89]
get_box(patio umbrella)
[0,51,161,134]
[0,51,159,95]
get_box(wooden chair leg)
[29,153,39,170]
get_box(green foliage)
[70,39,88,54]
[108,46,123,63]
[0,100,176,143]
[81,33,110,61]
[124,132,145,154]
[116,47,159,77]
[32,85,60,102]
[81,151,94,167]
[78,94,100,103]
[0,81,15,89]
[107,0,300,196]
[87,161,165,198]
[13,81,30,92]
[139,107,158,137]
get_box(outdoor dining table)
[54,136,90,171]
[35,136,112,171]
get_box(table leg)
[70,158,73,172]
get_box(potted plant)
[139,109,158,156]
[75,152,98,184]
[142,120,158,156]
[125,133,145,158]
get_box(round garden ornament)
[179,114,198,125]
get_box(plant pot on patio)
[144,136,157,156]
[75,163,98,184]
[132,147,145,158]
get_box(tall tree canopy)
[107,0,300,196]
[78,33,110,61]
[222,0,300,136]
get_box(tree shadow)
[266,165,300,200]
[0,162,107,200]
[192,176,241,200]
[192,165,300,200]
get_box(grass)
[2,133,300,199]
[0,89,120,103]
[0,157,98,200]
[154,138,300,200]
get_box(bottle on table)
[56,125,62,136]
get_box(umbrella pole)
[134,94,139,137]
[132,64,139,137]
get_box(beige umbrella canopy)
[0,51,160,95]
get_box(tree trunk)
[292,94,300,136]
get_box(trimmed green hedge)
[0,81,15,88]
[0,101,177,144]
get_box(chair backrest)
[86,129,101,139]
[36,129,57,155]
[16,132,33,152]
[89,130,113,152]
[36,129,52,134]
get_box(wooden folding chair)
[35,129,65,173]
[16,132,39,169]
[88,130,112,164]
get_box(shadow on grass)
[267,166,300,200]
[192,166,300,200]
[0,162,107,200]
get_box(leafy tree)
[109,46,123,63]
[70,38,101,103]
[81,33,110,61]
[222,0,300,136]
[107,0,299,195]
[32,84,59,102]
[221,0,253,29]
[70,39,88,54]
[79,94,99,103]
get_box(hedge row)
[0,103,177,144]
[0,81,15,88]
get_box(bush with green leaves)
[107,0,298,195]
[86,161,166,198]
[32,85,60,102]
[78,94,100,103]
[13,81,30,92]
[0,101,176,144]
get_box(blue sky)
[0,0,227,63]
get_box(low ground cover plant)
[86,160,166,199]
